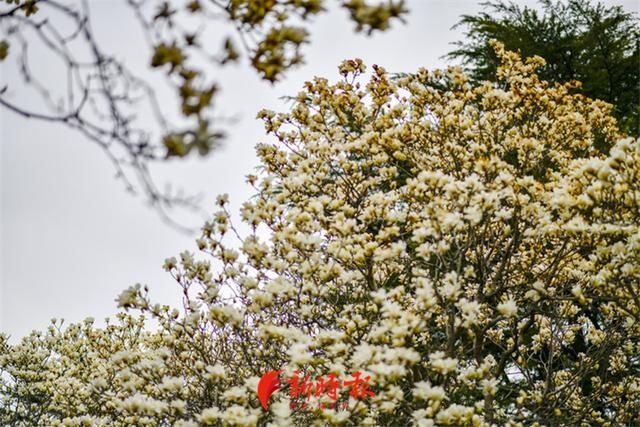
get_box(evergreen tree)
[449,0,640,137]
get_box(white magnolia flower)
[498,299,518,317]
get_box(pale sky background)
[1,0,638,341]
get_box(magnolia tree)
[2,43,640,426]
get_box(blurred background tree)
[449,0,639,137]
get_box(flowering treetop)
[1,42,639,426]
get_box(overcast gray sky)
[1,0,638,341]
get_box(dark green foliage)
[449,0,640,137]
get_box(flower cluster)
[137,0,406,157]
[2,42,639,426]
